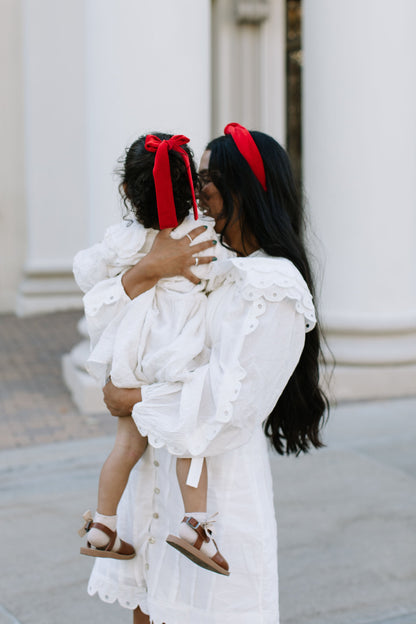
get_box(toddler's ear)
[159,228,174,237]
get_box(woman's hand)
[122,225,217,298]
[103,379,142,417]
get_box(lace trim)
[88,575,148,611]
[139,353,247,457]
[226,257,316,332]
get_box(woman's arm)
[103,297,307,455]
[130,298,307,458]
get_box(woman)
[88,123,328,623]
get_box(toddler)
[74,132,231,576]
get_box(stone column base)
[17,270,83,316]
[62,352,106,414]
[324,364,416,403]
[62,317,106,414]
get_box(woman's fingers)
[192,255,216,265]
[183,270,203,285]
[144,226,219,285]
[190,239,218,254]
[184,255,217,285]
[102,380,142,417]
[187,225,211,241]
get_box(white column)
[17,0,88,315]
[0,0,25,313]
[17,0,211,316]
[85,0,211,242]
[62,0,211,413]
[303,0,416,399]
[211,0,286,142]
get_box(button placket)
[145,451,161,570]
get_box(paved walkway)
[0,312,415,624]
[0,311,115,450]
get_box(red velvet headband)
[144,134,198,229]
[224,122,267,191]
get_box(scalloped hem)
[146,599,280,624]
[87,578,148,613]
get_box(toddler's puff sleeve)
[73,242,110,294]
[74,220,149,346]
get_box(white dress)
[82,249,317,624]
[73,214,231,391]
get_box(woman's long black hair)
[206,131,329,455]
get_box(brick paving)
[0,311,116,450]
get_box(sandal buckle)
[185,517,200,530]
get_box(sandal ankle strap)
[87,522,117,551]
[182,516,210,549]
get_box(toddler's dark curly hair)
[119,132,199,230]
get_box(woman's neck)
[224,219,260,257]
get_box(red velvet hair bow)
[224,123,267,191]
[144,134,198,229]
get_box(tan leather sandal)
[166,516,230,576]
[79,514,135,560]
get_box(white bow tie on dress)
[185,456,205,488]
[200,512,219,537]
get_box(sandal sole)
[166,535,230,576]
[80,546,135,560]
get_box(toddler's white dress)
[74,213,231,393]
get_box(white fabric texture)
[73,213,231,388]
[86,251,316,624]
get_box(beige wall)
[0,0,26,312]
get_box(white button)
[153,512,159,519]
[149,537,156,544]
[145,563,150,570]
[154,487,160,494]
[154,460,160,467]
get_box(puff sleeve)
[132,257,316,458]
[73,221,150,347]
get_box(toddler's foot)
[166,513,229,576]
[78,510,135,560]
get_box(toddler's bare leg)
[176,457,207,513]
[97,416,147,515]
